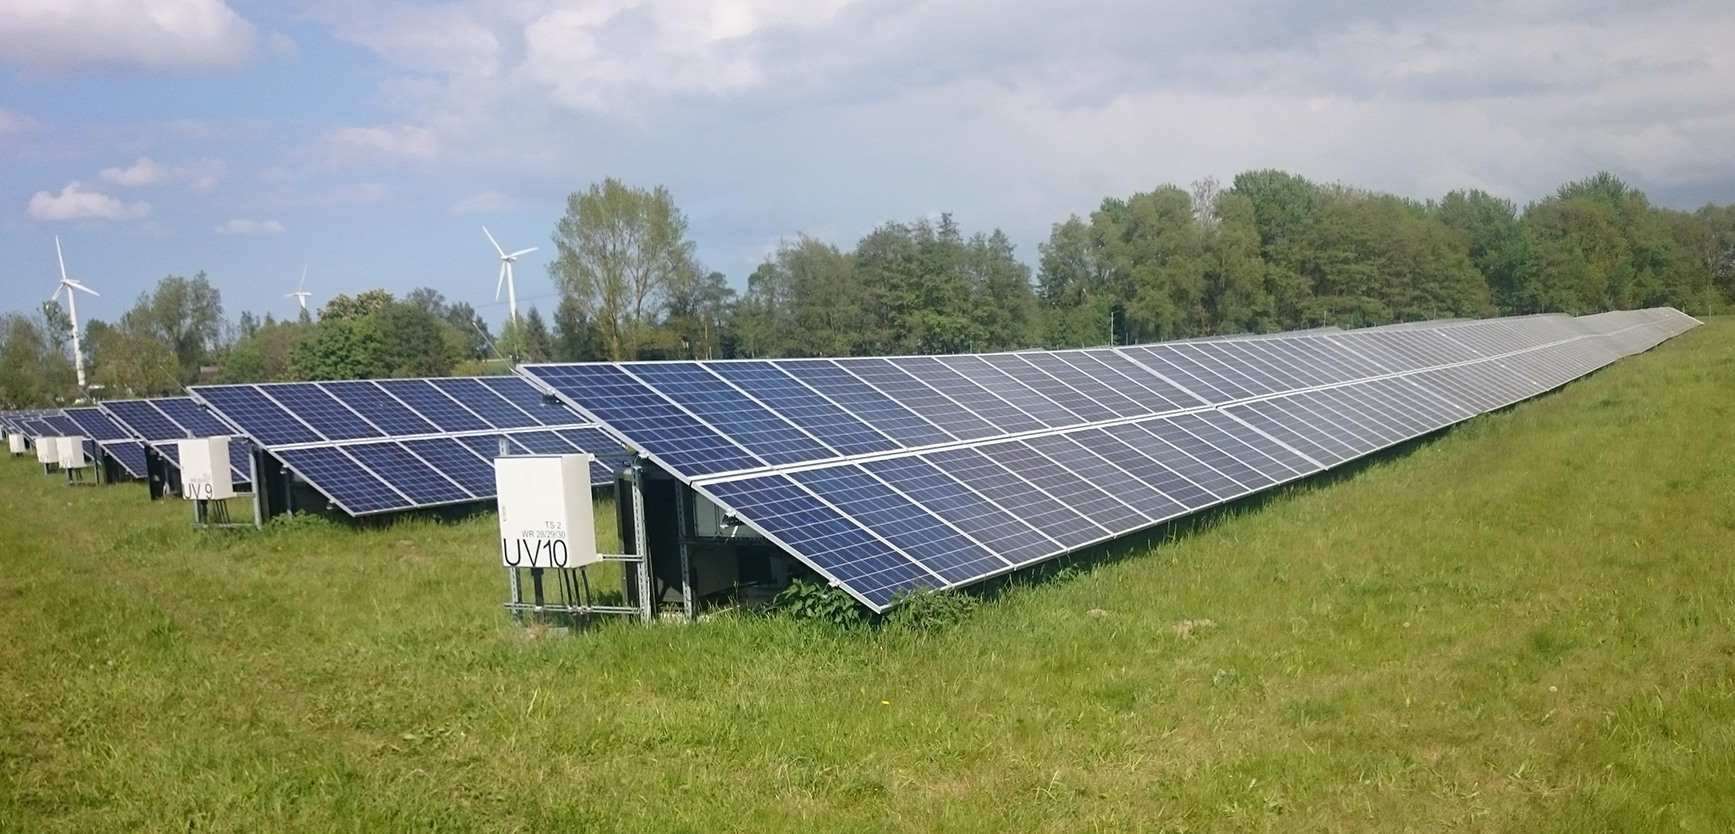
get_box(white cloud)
[26,182,152,221]
[215,218,284,235]
[324,125,440,160]
[99,157,170,186]
[449,190,509,214]
[99,156,227,191]
[0,107,39,136]
[0,0,257,73]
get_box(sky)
[3,0,1733,332]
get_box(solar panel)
[99,397,251,485]
[187,376,619,517]
[523,307,1699,610]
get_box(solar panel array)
[187,376,618,517]
[522,307,1698,610]
[60,406,150,478]
[100,397,253,484]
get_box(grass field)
[4,323,1734,833]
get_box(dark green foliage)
[775,579,864,627]
[885,587,979,633]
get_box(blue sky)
[3,0,1733,333]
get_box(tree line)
[3,170,1732,407]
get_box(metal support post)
[249,444,264,529]
[630,460,652,623]
[675,485,695,621]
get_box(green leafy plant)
[774,578,862,627]
[885,587,979,633]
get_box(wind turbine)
[287,265,311,313]
[483,226,536,326]
[49,236,98,390]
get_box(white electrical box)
[693,491,765,540]
[7,433,24,454]
[179,436,234,500]
[496,453,599,569]
[58,437,90,470]
[36,436,63,465]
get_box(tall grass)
[3,323,1733,832]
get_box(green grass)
[5,323,1735,833]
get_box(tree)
[1095,186,1210,341]
[518,307,555,362]
[552,296,607,361]
[663,270,735,359]
[549,178,699,361]
[117,273,224,384]
[0,312,75,407]
[1435,190,1540,314]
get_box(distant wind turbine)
[483,226,536,326]
[287,265,311,312]
[49,236,98,390]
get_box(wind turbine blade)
[299,264,307,293]
[65,279,98,296]
[483,226,506,257]
[506,247,538,259]
[55,236,68,282]
[495,263,507,300]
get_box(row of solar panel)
[272,428,618,515]
[523,312,1663,481]
[190,377,579,448]
[100,397,253,483]
[526,308,1699,608]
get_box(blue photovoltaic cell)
[344,442,474,505]
[432,378,540,429]
[1065,428,1217,510]
[709,362,900,456]
[1149,415,1279,489]
[265,383,385,440]
[478,376,571,425]
[628,363,836,465]
[532,363,762,476]
[153,397,237,438]
[835,358,1002,442]
[779,360,955,448]
[64,408,131,441]
[276,447,406,514]
[1193,410,1320,476]
[935,355,1089,428]
[791,466,1009,584]
[888,356,1049,434]
[102,441,149,478]
[507,430,575,455]
[400,437,496,495]
[1101,421,1249,501]
[911,448,1104,550]
[702,475,937,606]
[375,380,492,432]
[978,354,1120,422]
[102,400,186,440]
[1015,352,1150,418]
[194,386,320,446]
[976,440,1147,535]
[1023,433,1186,523]
[860,454,1060,565]
[1070,350,1203,412]
[320,381,439,436]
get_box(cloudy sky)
[3,0,1733,329]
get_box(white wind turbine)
[287,265,311,313]
[49,236,99,390]
[483,226,536,326]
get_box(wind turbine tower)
[287,265,312,313]
[483,226,537,326]
[50,236,99,390]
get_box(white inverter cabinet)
[36,436,62,465]
[496,454,598,569]
[58,437,89,470]
[8,433,24,455]
[179,436,234,501]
